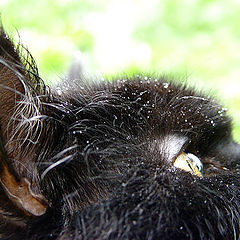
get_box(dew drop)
[126,135,131,140]
[56,87,62,95]
[163,82,169,88]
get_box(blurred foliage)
[1,0,240,140]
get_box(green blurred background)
[1,0,240,141]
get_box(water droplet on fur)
[210,120,216,126]
[56,87,62,95]
[163,83,169,88]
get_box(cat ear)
[0,27,25,135]
[0,27,47,217]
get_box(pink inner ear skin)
[0,149,47,216]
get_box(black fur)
[0,28,240,240]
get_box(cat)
[0,26,240,240]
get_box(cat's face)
[0,28,240,240]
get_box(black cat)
[0,27,239,240]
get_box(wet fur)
[0,28,240,240]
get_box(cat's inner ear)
[0,28,25,136]
[0,28,47,217]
